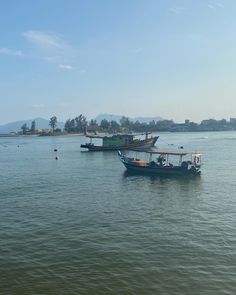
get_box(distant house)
[85,125,100,134]
[35,128,51,133]
[201,119,217,126]
[169,123,189,132]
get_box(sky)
[0,0,236,124]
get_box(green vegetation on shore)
[62,116,236,133]
[5,115,236,136]
[59,116,236,134]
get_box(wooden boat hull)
[81,136,158,151]
[123,162,198,175]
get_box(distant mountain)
[95,114,164,124]
[0,117,64,133]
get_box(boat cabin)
[147,150,202,167]
[102,134,134,147]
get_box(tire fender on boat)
[181,161,188,169]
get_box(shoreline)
[0,129,235,138]
[0,133,84,138]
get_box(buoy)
[55,156,59,160]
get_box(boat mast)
[179,155,183,165]
[149,152,152,162]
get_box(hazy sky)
[0,0,236,124]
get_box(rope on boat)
[0,143,8,147]
[158,137,184,149]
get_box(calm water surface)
[0,132,236,294]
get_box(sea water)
[0,132,236,294]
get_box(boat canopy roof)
[86,134,133,139]
[86,132,151,139]
[145,150,202,156]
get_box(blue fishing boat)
[118,149,202,176]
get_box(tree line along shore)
[7,115,236,136]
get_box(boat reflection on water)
[121,167,202,194]
[122,169,201,183]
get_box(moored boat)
[81,133,158,151]
[118,149,202,176]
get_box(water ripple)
[0,133,236,294]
